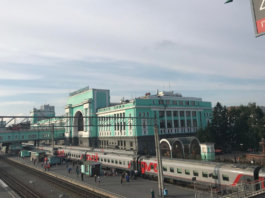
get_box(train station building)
[64,86,212,155]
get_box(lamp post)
[192,177,197,198]
[154,123,164,197]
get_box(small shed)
[20,150,31,158]
[30,150,46,162]
[81,161,101,176]
[200,143,215,161]
[48,155,63,165]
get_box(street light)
[192,177,197,198]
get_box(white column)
[178,111,181,133]
[171,111,174,128]
[184,110,187,133]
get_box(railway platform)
[8,155,211,198]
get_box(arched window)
[77,112,84,131]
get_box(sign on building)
[251,0,265,37]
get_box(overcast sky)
[0,0,264,116]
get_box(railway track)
[0,156,114,198]
[0,167,42,198]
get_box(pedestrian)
[81,173,84,181]
[68,167,72,174]
[94,174,97,182]
[120,176,123,184]
[44,164,47,171]
[97,176,101,184]
[47,163,50,171]
[151,189,155,198]
[76,166,80,177]
[126,174,130,182]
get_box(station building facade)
[64,87,212,155]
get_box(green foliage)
[197,102,265,152]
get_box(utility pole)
[51,124,55,151]
[154,123,164,197]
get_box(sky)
[0,0,265,116]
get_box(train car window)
[163,166,167,172]
[193,171,199,176]
[212,173,218,180]
[185,170,190,175]
[115,160,118,164]
[108,159,110,163]
[104,158,106,162]
[119,161,122,165]
[202,172,208,178]
[177,168,182,174]
[222,175,229,181]
[111,159,114,163]
[170,168,174,173]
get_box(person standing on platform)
[76,166,80,177]
[151,189,155,198]
[94,174,97,183]
[120,175,123,184]
[81,173,84,181]
[68,167,72,174]
[97,176,101,185]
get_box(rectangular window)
[173,111,178,117]
[179,101,184,106]
[180,111,184,116]
[159,111,164,118]
[180,120,185,127]
[172,101,177,105]
[222,175,229,181]
[167,120,172,128]
[166,111,171,117]
[192,111,196,117]
[177,168,182,174]
[193,119,197,127]
[191,101,195,106]
[193,171,199,176]
[187,120,191,127]
[185,101,189,106]
[170,167,174,173]
[163,166,167,172]
[186,111,191,117]
[185,169,190,175]
[202,172,208,178]
[160,120,165,129]
[212,173,218,180]
[174,120,179,128]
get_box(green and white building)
[64,87,212,155]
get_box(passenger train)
[37,145,265,188]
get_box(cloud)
[0,69,42,80]
[0,86,69,97]
[0,101,34,106]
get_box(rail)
[0,167,41,198]
[1,155,126,198]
